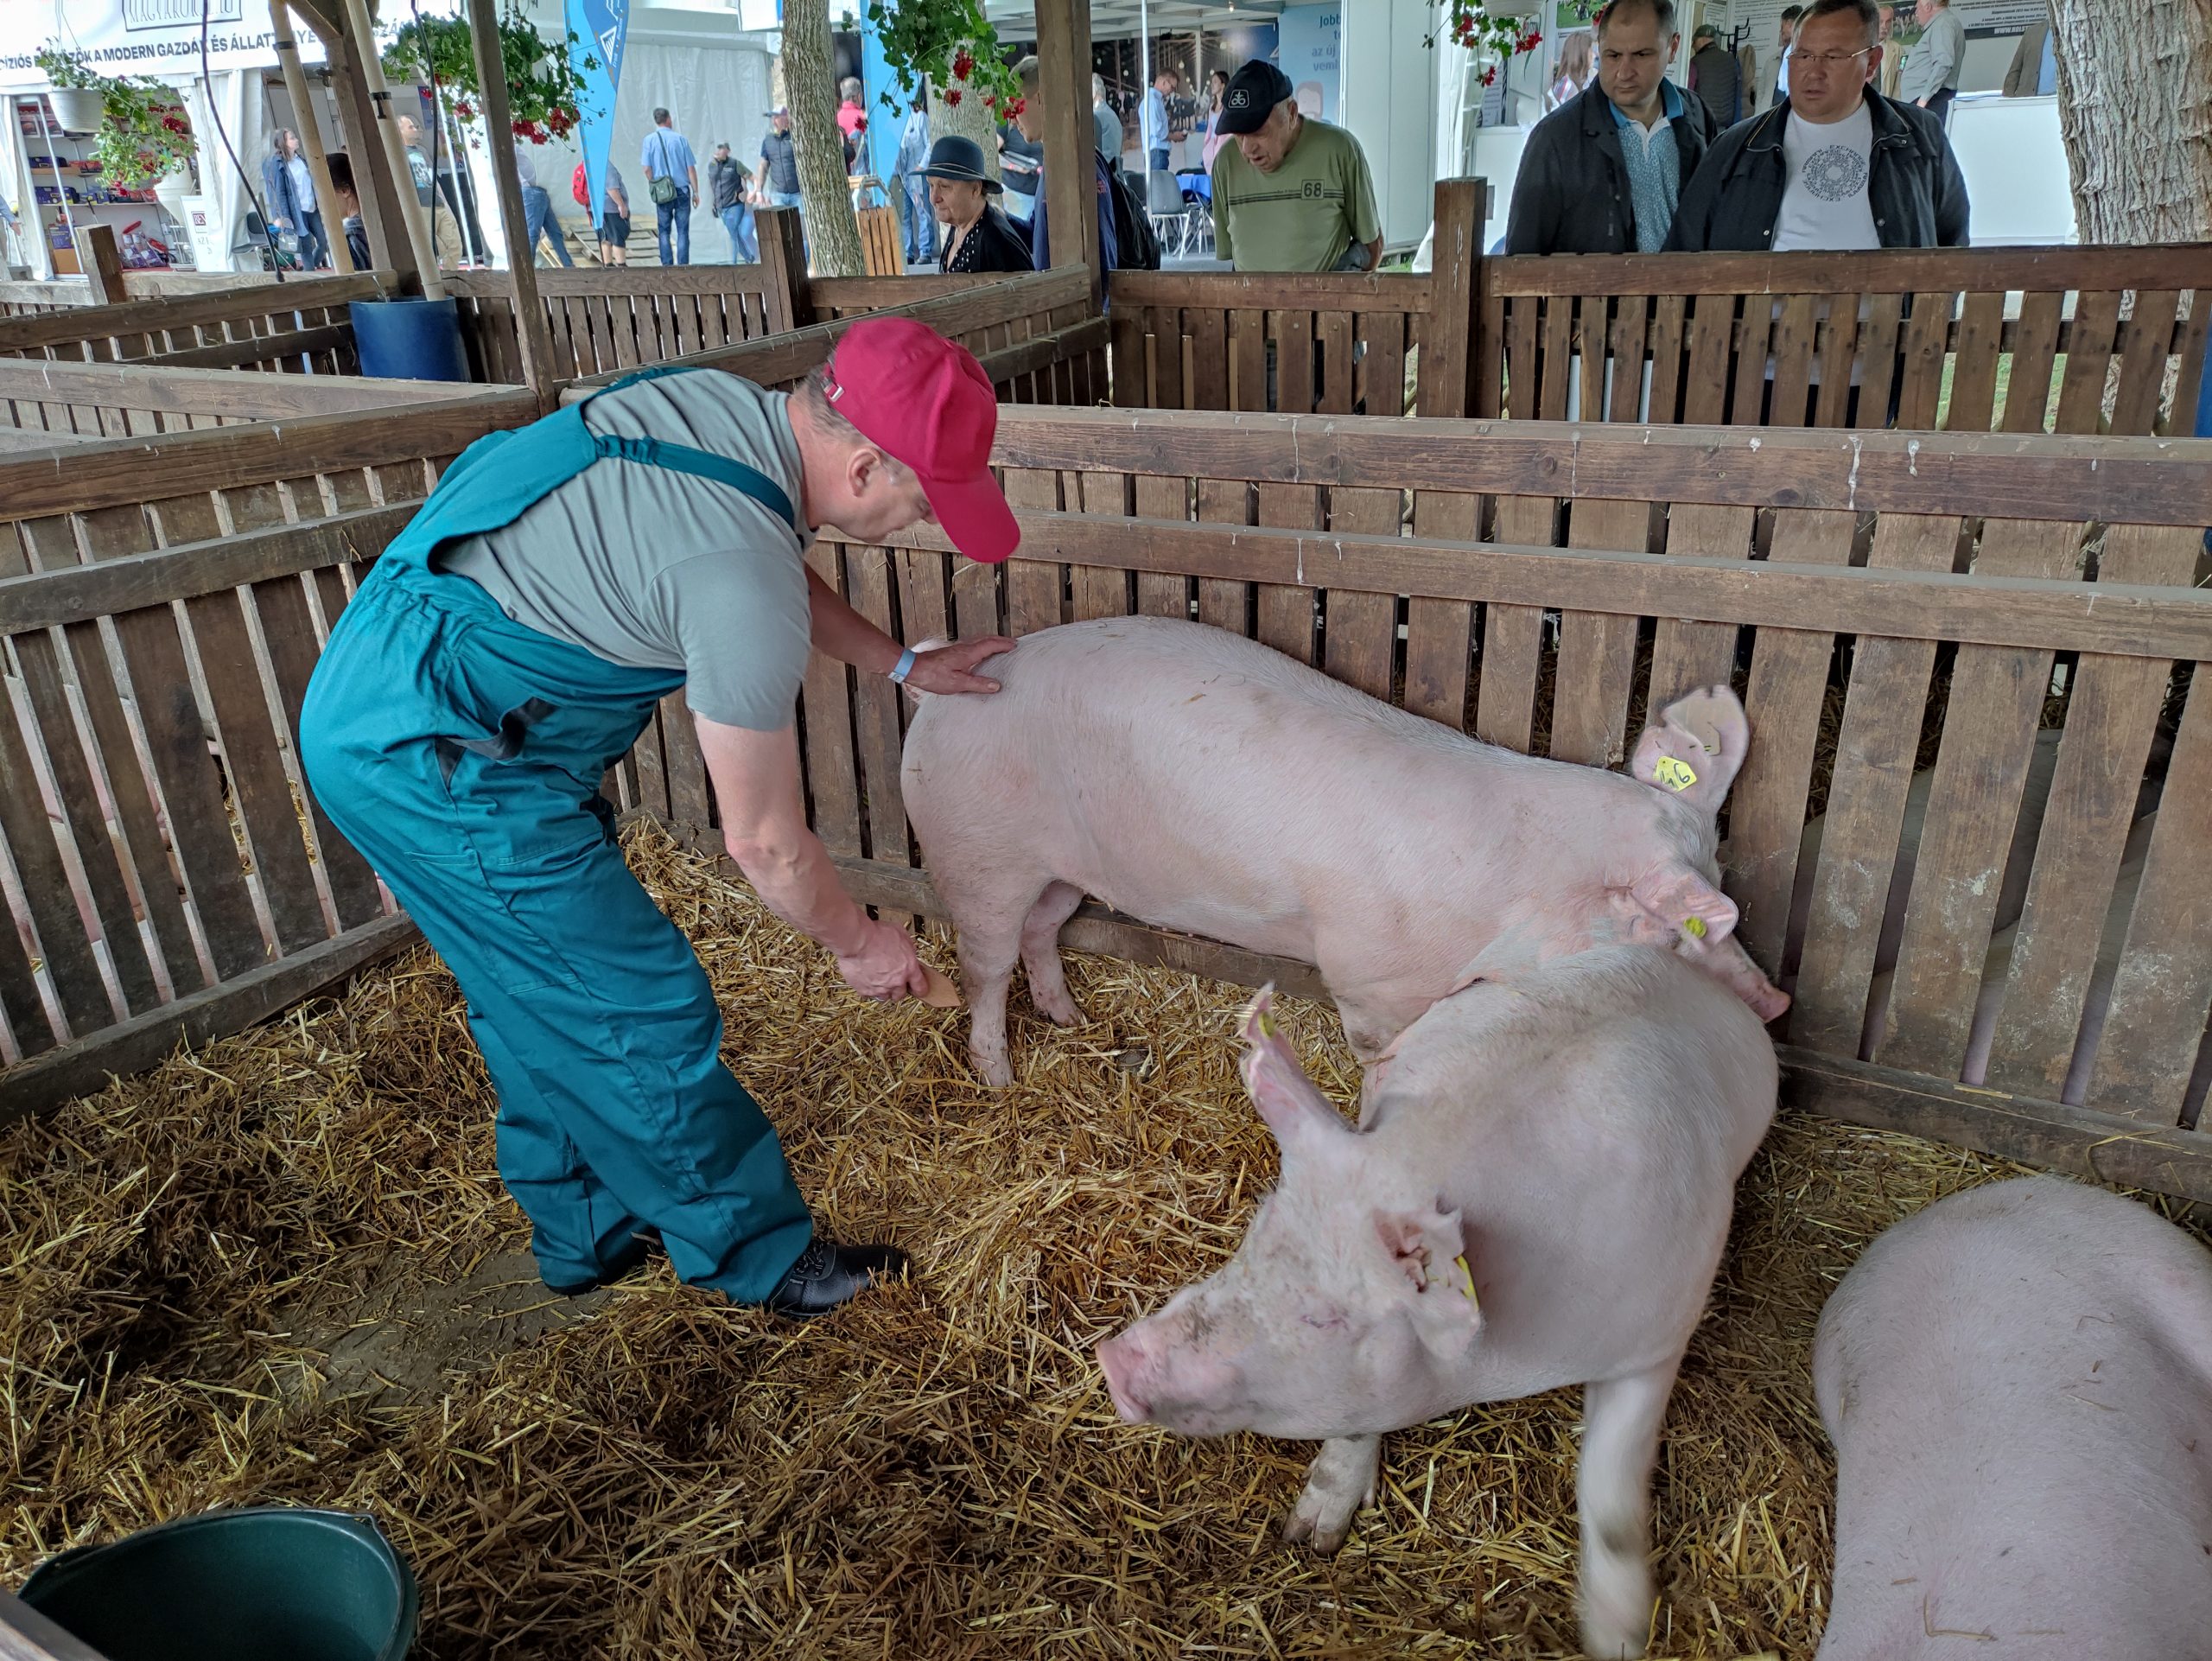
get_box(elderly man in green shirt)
[1209,60,1382,273]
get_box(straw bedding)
[3,822,2199,1658]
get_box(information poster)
[1276,3,1340,124]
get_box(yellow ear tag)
[1655,755,1699,792]
[1253,1008,1277,1040]
[1452,1255,1478,1308]
[1681,915,1708,940]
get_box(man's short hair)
[1598,0,1677,35]
[714,140,729,151]
[1802,0,1881,43]
[1780,4,1804,20]
[1016,55,1042,93]
[652,106,671,124]
[324,150,356,197]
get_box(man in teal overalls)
[301,318,1017,1317]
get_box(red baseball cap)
[819,316,1019,563]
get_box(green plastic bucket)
[18,1507,416,1661]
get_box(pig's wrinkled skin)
[900,617,1788,1089]
[1812,1176,2212,1660]
[1098,956,1777,1659]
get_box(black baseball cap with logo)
[1215,60,1294,136]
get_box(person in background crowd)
[996,118,1043,225]
[1877,3,1905,98]
[513,140,576,267]
[396,114,435,207]
[1200,67,1235,171]
[922,136,1033,274]
[395,113,466,265]
[1900,0,1966,123]
[640,107,699,266]
[709,142,755,264]
[1688,22,1743,129]
[758,109,802,211]
[323,150,372,272]
[1210,60,1380,273]
[1092,74,1124,162]
[1141,68,1179,172]
[897,97,938,264]
[1668,0,1968,251]
[1012,55,1120,277]
[837,78,868,172]
[261,129,327,268]
[1507,0,1714,256]
[1548,31,1595,110]
[1773,6,1802,105]
[598,162,630,265]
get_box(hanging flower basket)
[862,0,1020,112]
[93,77,197,194]
[34,43,108,132]
[381,3,596,145]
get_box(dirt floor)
[4,824,2197,1659]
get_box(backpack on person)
[571,161,590,207]
[1104,159,1161,270]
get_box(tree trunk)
[2050,0,2212,244]
[931,53,1003,185]
[780,0,866,276]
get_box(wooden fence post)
[466,0,558,408]
[1417,177,1484,420]
[295,0,422,292]
[757,207,815,334]
[1034,0,1102,310]
[79,226,125,306]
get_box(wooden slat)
[1504,296,1540,420]
[1649,504,1751,697]
[1729,296,1774,426]
[0,357,483,420]
[2001,289,2064,434]
[1360,311,1408,419]
[2086,667,2212,1120]
[1195,478,1251,634]
[1001,469,1065,636]
[1109,305,1146,406]
[1471,494,1552,750]
[1189,308,1230,412]
[1982,525,2202,1097]
[1680,295,1733,424]
[2053,290,2122,434]
[2109,291,2180,436]
[1071,472,1134,621]
[1277,310,1316,416]
[1719,509,1856,977]
[1852,293,1906,430]
[1479,245,2212,298]
[1254,484,1321,661]
[1764,295,1817,428]
[1577,298,1606,424]
[1230,309,1268,413]
[843,544,909,874]
[1943,291,2005,433]
[1810,298,1861,429]
[1549,499,1649,767]
[1539,298,1574,420]
[1130,475,1191,620]
[1879,519,2086,1074]
[1109,269,1434,312]
[1318,312,1356,416]
[1323,487,1402,702]
[1789,513,1963,1052]
[1892,291,1953,431]
[1149,306,1185,410]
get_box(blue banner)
[566,0,627,222]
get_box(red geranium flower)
[454,99,475,120]
[1482,65,1497,84]
[855,115,868,132]
[945,88,963,105]
[952,50,975,81]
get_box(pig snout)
[1096,1333,1152,1424]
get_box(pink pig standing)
[1099,960,1778,1658]
[900,616,1787,1088]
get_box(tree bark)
[780,0,866,276]
[2050,0,2212,244]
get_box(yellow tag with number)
[1656,755,1698,792]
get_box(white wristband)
[888,646,918,684]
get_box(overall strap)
[578,365,802,539]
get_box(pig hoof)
[1032,989,1083,1028]
[971,1050,1014,1090]
[1282,1493,1361,1556]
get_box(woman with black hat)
[921,137,1033,275]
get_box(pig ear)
[1373,1202,1484,1357]
[1622,866,1742,951]
[1631,684,1748,816]
[1238,986,1352,1155]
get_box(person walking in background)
[640,107,699,266]
[1141,68,1179,172]
[396,113,466,265]
[1877,3,1905,98]
[261,129,327,268]
[1508,0,1714,256]
[1200,67,1235,172]
[708,143,755,264]
[758,109,802,211]
[1688,22,1743,129]
[837,79,868,172]
[598,162,630,265]
[1668,0,1968,251]
[323,150,372,271]
[513,141,576,267]
[896,98,938,264]
[1211,60,1380,273]
[1092,74,1124,162]
[1900,0,1966,123]
[396,114,435,208]
[1772,6,1802,105]
[1011,56,1120,276]
[1548,31,1595,110]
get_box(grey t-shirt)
[440,372,814,731]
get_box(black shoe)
[764,1238,909,1320]
[542,1231,658,1296]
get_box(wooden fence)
[0,358,487,447]
[0,271,388,367]
[782,410,2212,1195]
[443,264,793,385]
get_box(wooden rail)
[0,357,486,443]
[0,271,391,364]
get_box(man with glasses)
[1667,0,1967,252]
[1505,0,1716,256]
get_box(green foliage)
[381,3,598,143]
[1426,2,1548,80]
[864,0,1021,118]
[34,44,104,90]
[93,76,195,189]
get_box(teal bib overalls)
[300,369,812,1301]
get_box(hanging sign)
[566,0,627,221]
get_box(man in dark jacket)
[1667,0,1967,251]
[1505,0,1716,255]
[1688,22,1742,129]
